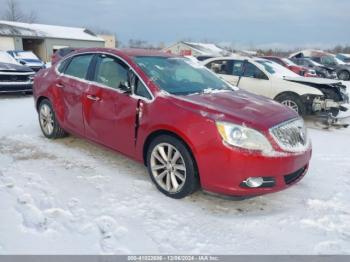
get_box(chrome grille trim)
[269,118,310,153]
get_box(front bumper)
[0,82,33,93]
[197,141,312,197]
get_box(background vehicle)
[290,57,337,79]
[311,55,350,81]
[203,57,348,116]
[261,56,316,77]
[7,50,46,72]
[0,51,35,93]
[33,48,311,199]
[336,53,350,64]
[51,47,77,65]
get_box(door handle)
[86,94,101,101]
[56,83,64,88]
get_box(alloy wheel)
[338,71,350,81]
[281,100,299,113]
[39,104,54,136]
[150,143,187,193]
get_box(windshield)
[337,54,350,63]
[14,51,39,60]
[334,57,346,65]
[255,59,299,78]
[134,56,234,95]
[0,52,18,64]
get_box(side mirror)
[119,81,132,93]
[19,60,26,65]
[128,69,137,93]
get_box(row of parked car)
[201,54,349,118]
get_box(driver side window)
[243,62,268,80]
[94,55,128,90]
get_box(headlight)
[216,121,273,153]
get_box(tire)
[338,70,350,81]
[146,134,199,199]
[38,99,67,139]
[275,93,306,116]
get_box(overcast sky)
[1,0,349,49]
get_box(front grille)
[0,74,30,82]
[270,118,309,153]
[31,67,42,72]
[284,166,307,185]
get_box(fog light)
[245,177,264,188]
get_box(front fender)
[272,78,324,97]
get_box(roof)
[65,48,177,60]
[183,42,225,56]
[0,20,104,42]
[121,48,175,57]
[165,41,228,56]
[289,49,330,58]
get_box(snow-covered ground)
[0,95,350,255]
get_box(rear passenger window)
[64,54,94,79]
[206,60,232,75]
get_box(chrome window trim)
[54,51,155,103]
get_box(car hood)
[21,59,44,66]
[0,62,34,72]
[337,64,350,70]
[284,76,343,85]
[170,90,298,131]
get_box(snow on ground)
[0,95,350,255]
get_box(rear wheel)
[275,93,306,116]
[38,99,67,139]
[146,135,199,199]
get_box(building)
[164,41,229,58]
[0,20,105,62]
[98,34,116,48]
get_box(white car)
[203,56,349,116]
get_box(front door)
[83,54,138,157]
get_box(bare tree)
[2,0,38,23]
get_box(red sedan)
[261,56,316,77]
[33,48,312,199]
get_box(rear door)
[205,59,240,85]
[56,54,94,136]
[83,54,142,157]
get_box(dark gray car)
[312,55,350,81]
[0,62,35,93]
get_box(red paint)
[34,48,312,197]
[180,50,192,56]
[261,56,316,77]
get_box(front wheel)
[338,70,350,81]
[275,93,306,116]
[38,99,67,139]
[146,135,199,199]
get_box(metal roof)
[0,20,104,42]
